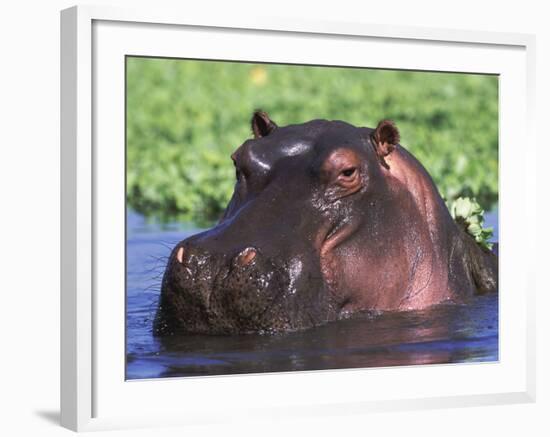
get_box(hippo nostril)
[176,247,185,264]
[235,247,257,267]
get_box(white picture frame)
[60,5,536,432]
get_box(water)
[126,210,499,380]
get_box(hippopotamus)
[154,110,498,335]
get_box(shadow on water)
[125,210,499,380]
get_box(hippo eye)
[340,167,357,178]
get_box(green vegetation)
[126,57,498,226]
[449,197,494,250]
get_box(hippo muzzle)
[155,239,296,334]
[154,211,332,335]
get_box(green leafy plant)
[126,58,498,226]
[449,197,494,250]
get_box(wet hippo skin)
[154,111,498,335]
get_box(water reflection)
[126,210,498,380]
[128,294,497,379]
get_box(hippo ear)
[372,119,400,159]
[251,110,278,138]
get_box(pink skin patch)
[176,247,185,264]
[383,148,454,308]
[235,247,257,267]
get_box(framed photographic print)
[61,5,536,431]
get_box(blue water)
[126,210,498,380]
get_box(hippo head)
[154,111,404,335]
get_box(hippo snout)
[155,239,289,335]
